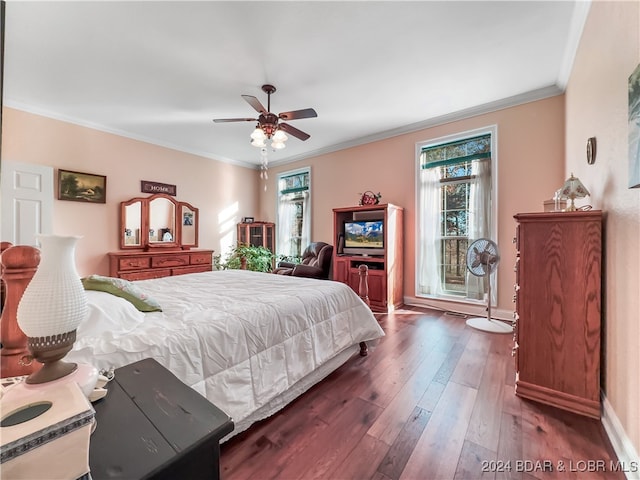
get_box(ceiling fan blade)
[212,118,257,123]
[279,108,318,121]
[242,95,267,114]
[279,122,311,141]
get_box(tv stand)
[332,204,404,312]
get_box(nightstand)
[89,358,234,480]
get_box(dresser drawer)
[151,254,190,268]
[121,269,171,281]
[118,256,151,271]
[190,252,212,265]
[173,265,212,276]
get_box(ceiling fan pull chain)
[260,148,269,181]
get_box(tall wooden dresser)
[513,211,602,418]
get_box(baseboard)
[601,392,640,479]
[403,295,513,322]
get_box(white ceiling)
[3,1,589,169]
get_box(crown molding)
[7,83,563,172]
[270,84,564,168]
[3,101,257,170]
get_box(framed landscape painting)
[629,63,640,188]
[58,169,107,203]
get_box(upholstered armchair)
[274,242,334,279]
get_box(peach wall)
[1,107,259,276]
[565,1,640,457]
[260,95,566,317]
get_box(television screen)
[344,220,384,249]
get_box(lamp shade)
[17,235,87,337]
[272,129,288,142]
[560,173,590,211]
[250,126,266,141]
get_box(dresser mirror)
[123,199,143,247]
[119,193,199,250]
[148,196,177,246]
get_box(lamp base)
[19,363,99,398]
[26,360,78,385]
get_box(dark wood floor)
[220,306,622,480]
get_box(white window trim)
[414,125,499,305]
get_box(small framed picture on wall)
[58,169,107,203]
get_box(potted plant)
[215,243,275,273]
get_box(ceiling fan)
[213,84,317,149]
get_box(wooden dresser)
[108,249,213,280]
[513,211,602,418]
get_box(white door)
[0,160,53,246]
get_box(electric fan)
[465,238,513,334]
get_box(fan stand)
[466,274,512,334]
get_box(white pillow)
[78,290,146,338]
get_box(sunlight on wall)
[218,201,239,257]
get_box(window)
[417,128,496,303]
[276,168,310,260]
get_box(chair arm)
[277,261,297,269]
[292,264,325,279]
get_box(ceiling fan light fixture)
[213,84,316,157]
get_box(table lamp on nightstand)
[15,235,98,396]
[559,173,590,211]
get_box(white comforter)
[67,270,384,436]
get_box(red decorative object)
[359,191,381,206]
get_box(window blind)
[421,134,491,169]
[279,172,309,194]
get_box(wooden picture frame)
[58,169,107,203]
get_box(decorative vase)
[17,234,88,384]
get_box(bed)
[0,246,384,439]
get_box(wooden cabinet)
[237,222,275,254]
[108,249,213,280]
[513,211,602,418]
[332,204,403,312]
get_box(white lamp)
[559,173,590,211]
[16,235,97,396]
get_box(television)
[342,220,384,256]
